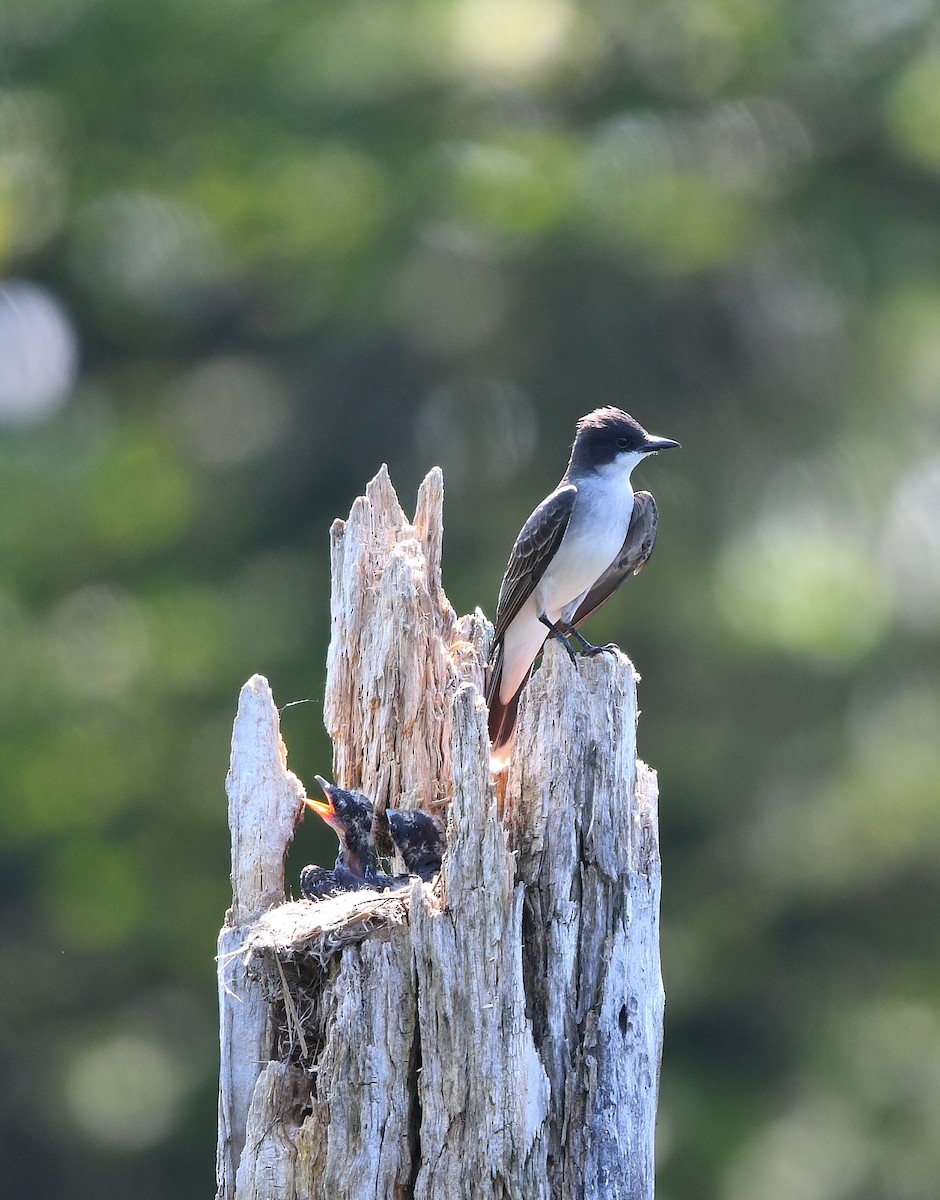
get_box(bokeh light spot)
[0,587,36,713]
[722,1094,870,1200]
[273,2,439,102]
[391,240,509,352]
[64,1034,188,1150]
[171,355,290,466]
[71,191,227,312]
[848,681,940,772]
[146,584,233,693]
[47,584,149,700]
[876,285,940,411]
[887,46,940,172]
[9,719,152,843]
[837,999,940,1110]
[715,517,891,663]
[414,377,536,492]
[622,0,783,99]
[450,133,577,235]
[884,456,940,629]
[0,280,77,424]
[449,0,575,82]
[0,90,67,257]
[580,118,761,269]
[744,680,940,900]
[258,146,388,260]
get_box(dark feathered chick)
[303,775,380,884]
[387,808,446,880]
[299,862,370,901]
[301,778,446,898]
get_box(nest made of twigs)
[232,880,437,1071]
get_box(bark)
[216,467,664,1200]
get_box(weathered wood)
[509,644,664,1200]
[323,465,459,815]
[409,681,551,1200]
[216,467,664,1200]
[216,675,306,1200]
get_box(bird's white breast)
[534,467,636,622]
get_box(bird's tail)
[485,642,528,770]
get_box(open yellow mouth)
[305,775,338,823]
[304,795,336,820]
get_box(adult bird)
[486,407,679,767]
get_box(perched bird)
[387,808,446,880]
[303,775,381,884]
[486,407,679,766]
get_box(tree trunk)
[216,466,664,1200]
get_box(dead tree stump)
[215,466,665,1200]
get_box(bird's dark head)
[568,407,680,477]
[387,808,446,878]
[305,776,373,836]
[305,776,375,876]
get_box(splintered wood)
[216,467,664,1200]
[324,465,462,814]
[216,674,307,1194]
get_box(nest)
[233,880,437,1072]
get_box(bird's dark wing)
[300,864,366,900]
[492,483,577,642]
[571,490,659,627]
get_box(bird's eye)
[616,436,630,450]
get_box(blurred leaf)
[42,841,147,950]
[83,432,194,555]
[886,47,940,173]
[715,519,891,663]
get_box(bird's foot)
[580,642,620,658]
[539,613,578,664]
[554,631,578,664]
[556,622,619,658]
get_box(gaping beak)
[642,436,681,454]
[304,775,337,822]
[304,796,335,819]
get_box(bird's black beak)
[642,436,681,454]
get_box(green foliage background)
[2,1,940,1196]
